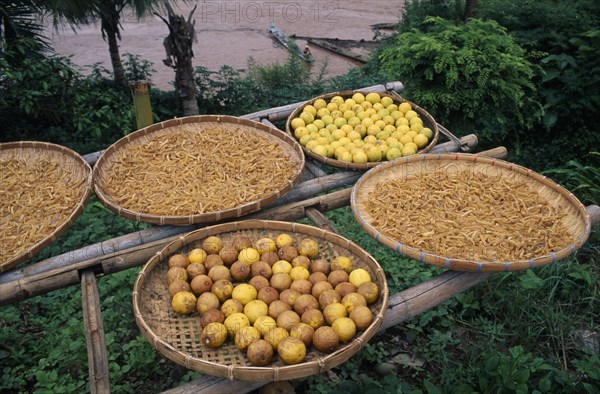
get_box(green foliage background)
[1,0,599,393]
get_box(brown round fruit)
[290,279,312,295]
[201,322,227,348]
[328,269,349,288]
[289,322,314,347]
[270,273,292,292]
[335,282,357,298]
[298,238,319,258]
[291,255,311,269]
[357,281,380,304]
[230,261,251,282]
[232,236,253,252]
[211,279,234,302]
[310,259,330,275]
[276,310,301,331]
[221,298,244,317]
[249,275,270,291]
[301,308,325,330]
[278,245,299,262]
[260,251,280,266]
[247,339,273,366]
[196,292,220,315]
[257,286,279,305]
[208,265,231,282]
[318,289,341,309]
[311,281,333,299]
[205,254,224,272]
[190,274,213,296]
[294,294,319,315]
[202,236,223,255]
[186,263,206,280]
[219,246,239,266]
[279,288,300,307]
[168,253,189,269]
[166,266,187,285]
[200,308,225,327]
[234,326,261,352]
[251,261,272,279]
[268,300,292,319]
[313,326,339,353]
[308,271,328,285]
[168,279,191,298]
[349,305,373,331]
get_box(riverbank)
[46,1,404,90]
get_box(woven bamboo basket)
[132,220,389,381]
[351,153,591,272]
[285,90,439,170]
[93,115,305,225]
[0,141,92,272]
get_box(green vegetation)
[1,0,599,393]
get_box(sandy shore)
[46,1,403,90]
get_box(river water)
[47,1,404,90]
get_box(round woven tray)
[93,115,305,225]
[132,220,389,381]
[285,90,439,170]
[0,141,92,272]
[351,153,591,272]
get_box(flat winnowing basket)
[93,115,305,226]
[132,220,389,381]
[285,90,439,170]
[0,141,92,272]
[351,153,591,272]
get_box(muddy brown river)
[47,1,404,90]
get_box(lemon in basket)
[234,326,261,352]
[244,299,269,324]
[232,283,257,305]
[188,248,207,265]
[277,337,306,365]
[224,312,250,337]
[349,268,372,288]
[247,339,274,366]
[332,317,357,342]
[290,117,305,130]
[171,291,197,315]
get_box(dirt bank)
[46,1,403,90]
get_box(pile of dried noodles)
[365,163,572,262]
[1,157,87,264]
[98,123,301,216]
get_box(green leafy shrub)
[378,17,542,146]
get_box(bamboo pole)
[81,270,111,394]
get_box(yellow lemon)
[348,268,372,288]
[188,248,207,265]
[232,283,258,305]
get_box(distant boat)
[268,23,314,63]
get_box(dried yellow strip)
[365,165,572,262]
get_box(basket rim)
[132,219,389,381]
[92,115,305,226]
[284,90,440,170]
[350,152,592,272]
[0,141,93,272]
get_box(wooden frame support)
[81,270,111,394]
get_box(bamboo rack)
[1,81,598,394]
